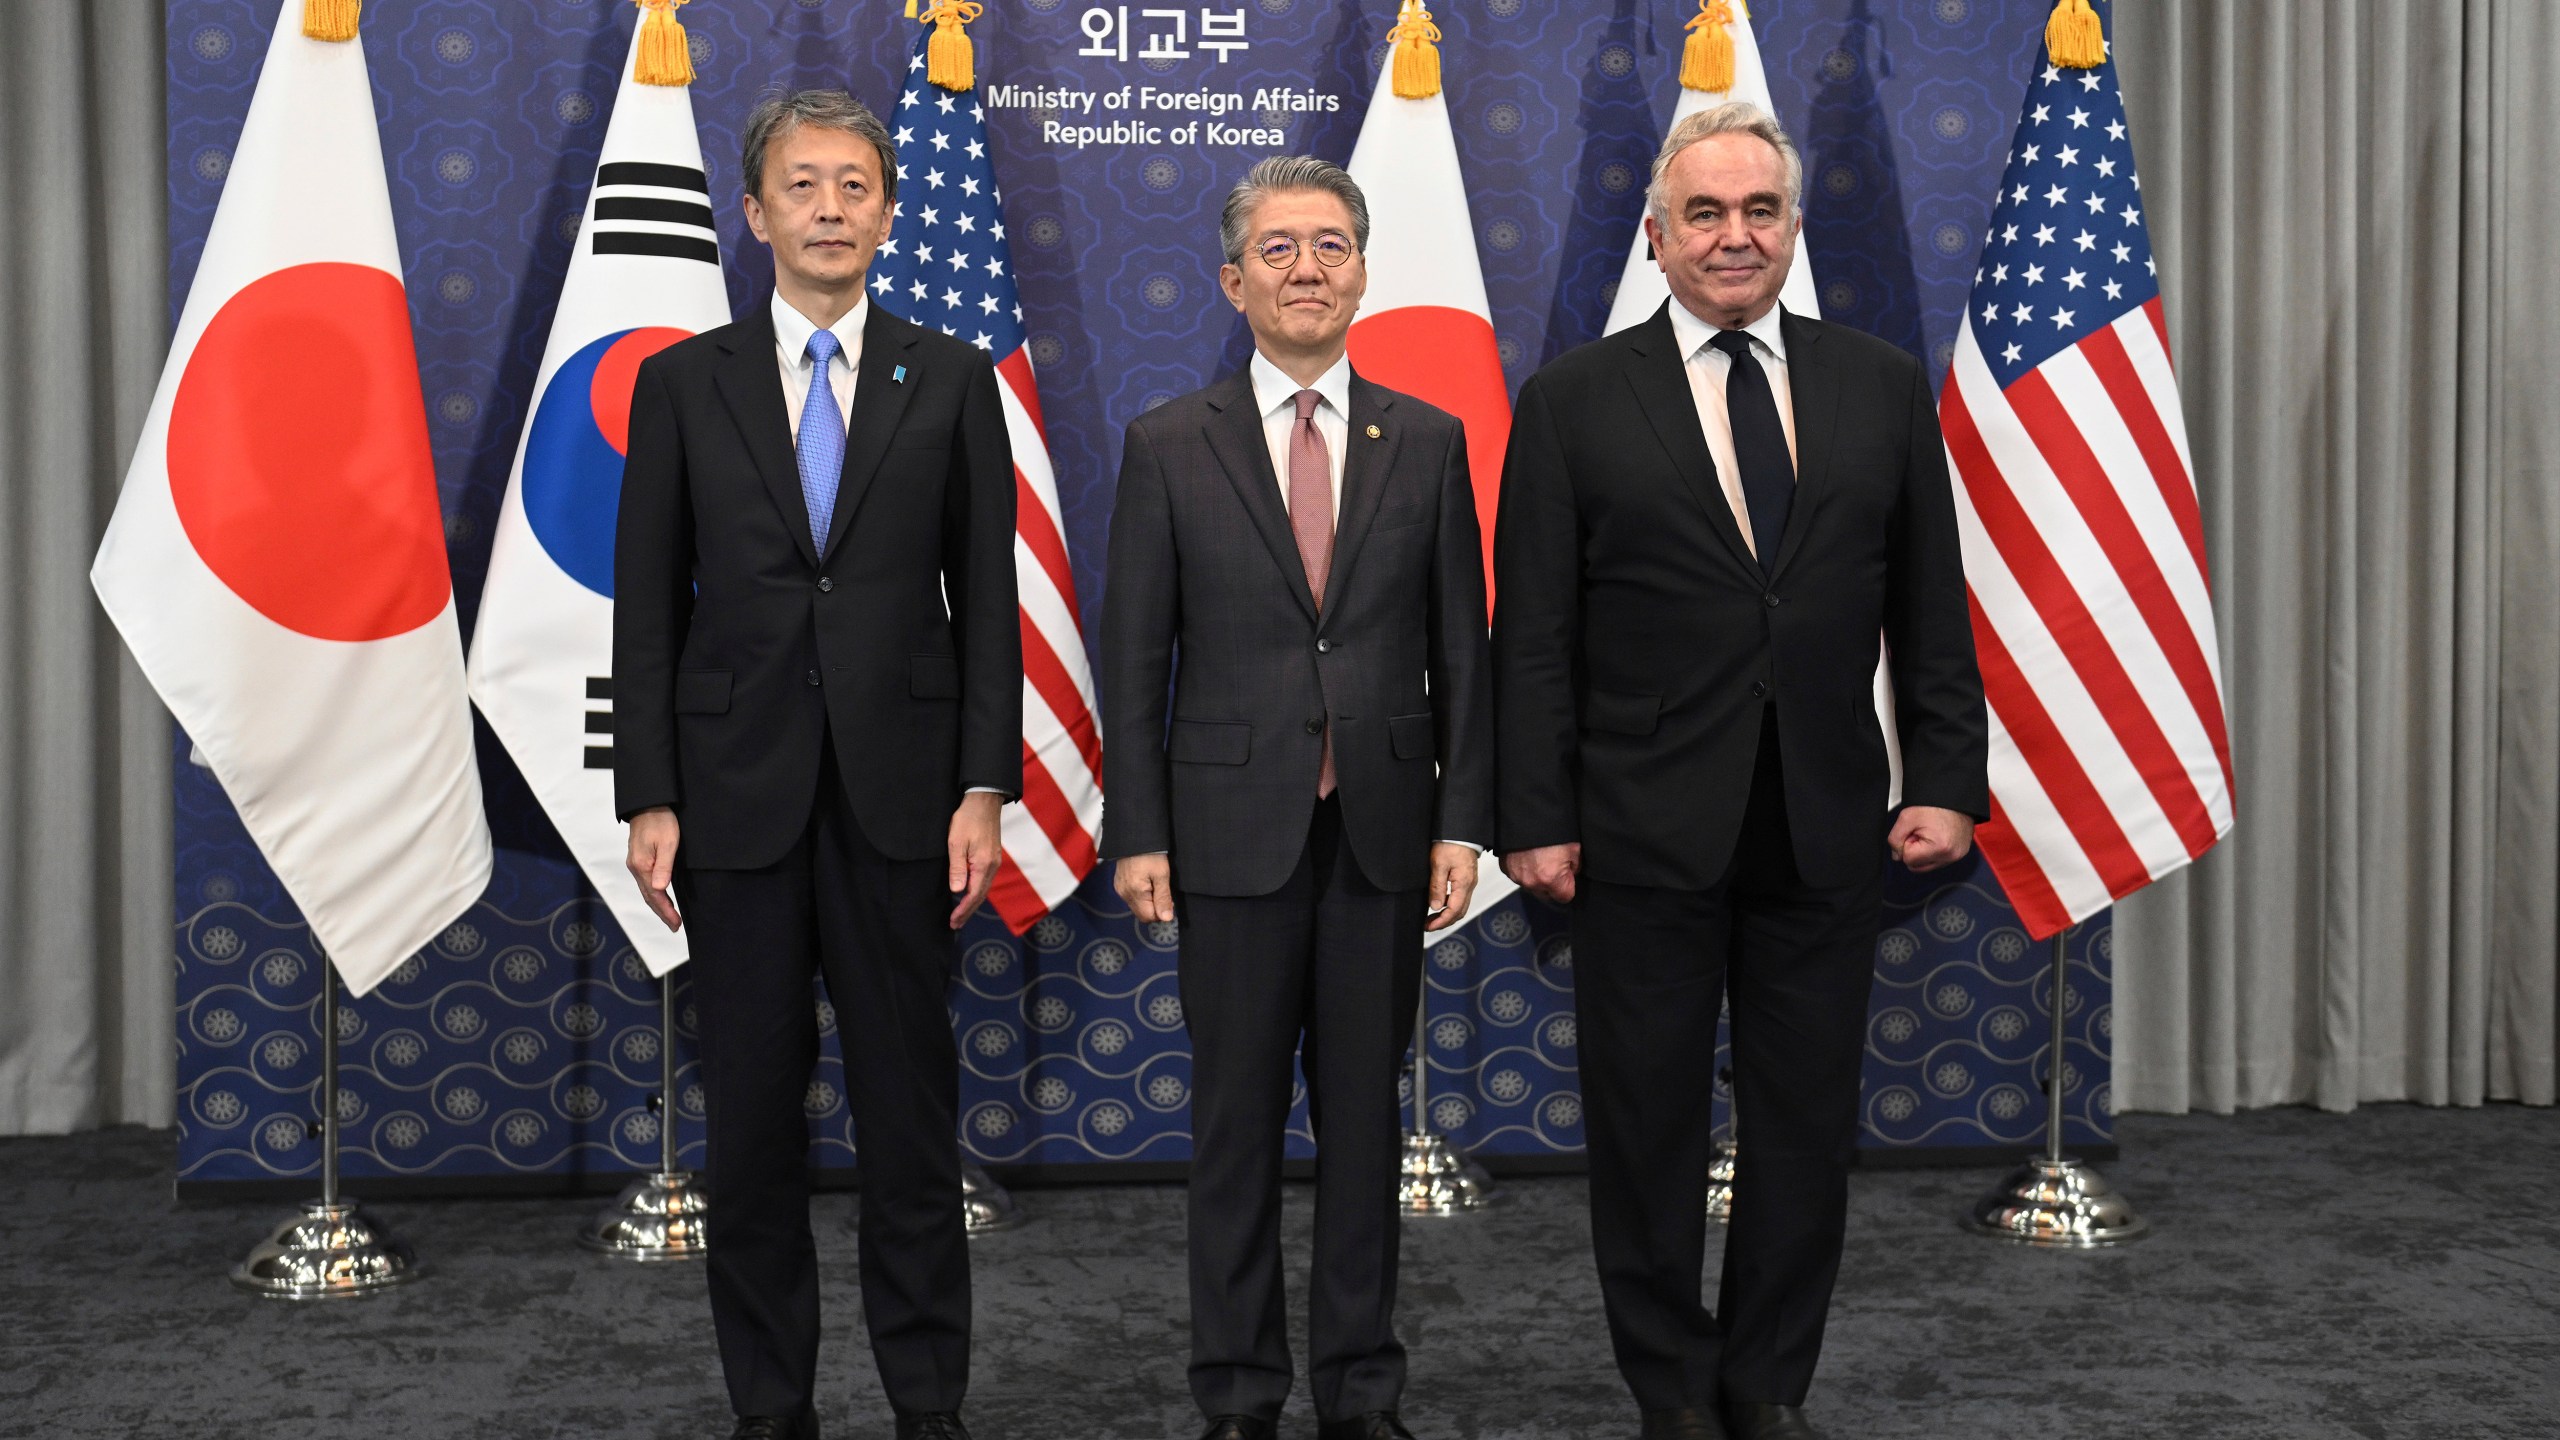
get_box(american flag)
[1938,28,2233,939]
[869,40,1104,931]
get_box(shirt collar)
[1248,346,1354,421]
[1667,297,1791,366]
[772,290,867,367]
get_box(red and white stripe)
[1941,297,2232,937]
[986,349,1104,931]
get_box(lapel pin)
[1365,424,1382,439]
[893,364,908,384]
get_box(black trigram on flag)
[583,675,613,770]
[590,162,718,266]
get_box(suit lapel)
[819,303,920,564]
[1318,376,1400,617]
[1203,375,1320,624]
[1768,308,1837,582]
[1623,304,1761,579]
[712,306,820,571]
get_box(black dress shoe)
[1638,1408,1730,1440]
[729,1412,817,1440]
[895,1415,972,1440]
[1316,1413,1418,1440]
[1196,1417,1276,1440]
[1722,1403,1823,1440]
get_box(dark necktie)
[1709,328,1793,576]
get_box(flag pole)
[1397,971,1499,1215]
[581,969,712,1259]
[230,958,426,1297]
[1962,922,2149,1245]
[1705,1060,1735,1225]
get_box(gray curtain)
[2112,0,2560,1112]
[0,0,172,1132]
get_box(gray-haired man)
[1495,103,1985,1440]
[614,88,1019,1440]
[1099,156,1495,1440]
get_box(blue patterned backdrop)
[168,0,2111,1187]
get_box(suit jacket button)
[818,577,834,593]
[1316,638,1332,653]
[1751,680,1769,698]
[1305,717,1324,735]
[806,670,821,687]
[1764,593,1780,608]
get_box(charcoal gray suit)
[1100,361,1492,1424]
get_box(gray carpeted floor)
[3,1106,2556,1439]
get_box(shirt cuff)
[1435,839,1485,853]
[964,786,1009,797]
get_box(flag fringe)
[300,0,359,41]
[1387,0,1443,99]
[2046,0,2104,69]
[1681,1,1736,94]
[921,0,984,92]
[635,0,695,87]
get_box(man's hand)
[625,807,683,932]
[1115,854,1174,925]
[948,792,1005,928]
[1502,841,1582,906]
[1424,843,1481,932]
[1889,805,1976,873]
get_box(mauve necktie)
[1288,388,1337,798]
[1710,328,1793,575]
[796,328,845,552]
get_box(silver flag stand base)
[580,1170,712,1260]
[962,1160,1025,1234]
[1398,1127,1501,1215]
[1704,1138,1736,1225]
[1962,924,2149,1248]
[229,1198,424,1299]
[1963,1153,2150,1247]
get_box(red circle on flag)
[168,263,450,642]
[589,326,690,456]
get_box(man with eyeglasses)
[1099,155,1494,1440]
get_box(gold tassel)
[1387,0,1442,100]
[634,0,695,87]
[921,0,984,92]
[2045,0,2105,69]
[905,0,918,17]
[1680,0,1736,93]
[300,0,359,42]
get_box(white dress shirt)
[1665,298,1798,560]
[772,290,864,439]
[1247,347,1351,523]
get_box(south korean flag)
[466,9,730,976]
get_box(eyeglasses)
[1254,233,1357,269]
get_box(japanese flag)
[1343,43,1519,930]
[90,0,490,996]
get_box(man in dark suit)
[1099,155,1494,1440]
[1494,104,1988,1440]
[613,90,1019,1440]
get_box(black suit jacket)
[1099,370,1493,897]
[1493,303,1987,890]
[612,301,1022,868]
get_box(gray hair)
[740,89,898,204]
[1218,155,1371,265]
[1645,101,1803,229]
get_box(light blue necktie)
[796,328,845,552]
